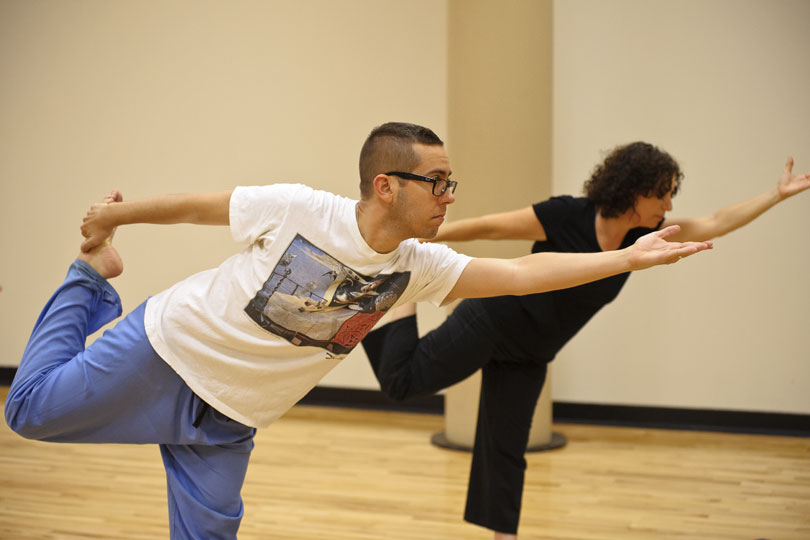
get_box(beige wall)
[552,0,810,414]
[0,1,447,380]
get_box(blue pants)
[5,260,256,539]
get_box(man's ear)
[372,173,396,204]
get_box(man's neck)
[355,200,404,254]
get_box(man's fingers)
[673,241,713,261]
[80,238,97,253]
[684,241,712,253]
[656,224,682,240]
[674,246,697,260]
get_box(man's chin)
[417,227,440,242]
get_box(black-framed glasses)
[385,171,458,197]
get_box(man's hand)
[80,190,122,252]
[777,157,810,200]
[628,225,713,271]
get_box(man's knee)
[4,387,60,441]
[5,397,39,440]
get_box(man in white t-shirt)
[5,122,711,539]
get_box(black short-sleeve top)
[473,196,660,362]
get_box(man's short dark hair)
[584,141,683,218]
[359,122,444,199]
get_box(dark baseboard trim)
[552,401,810,438]
[2,368,806,437]
[301,387,809,438]
[299,385,444,415]
[0,367,15,386]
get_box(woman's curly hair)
[584,142,683,218]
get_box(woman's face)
[633,182,675,228]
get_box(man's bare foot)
[77,190,124,279]
[104,189,123,204]
[78,243,123,279]
[494,533,517,540]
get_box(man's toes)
[103,190,123,204]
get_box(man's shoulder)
[399,238,469,266]
[237,183,357,208]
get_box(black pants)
[362,300,547,535]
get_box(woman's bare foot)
[77,191,124,279]
[494,533,517,540]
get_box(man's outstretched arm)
[445,225,712,301]
[80,190,234,252]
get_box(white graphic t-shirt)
[144,184,471,428]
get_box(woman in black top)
[362,142,810,540]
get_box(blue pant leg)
[161,409,256,540]
[6,260,241,445]
[6,260,258,538]
[5,259,123,437]
[9,259,121,392]
[5,259,189,443]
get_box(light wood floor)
[1,387,808,540]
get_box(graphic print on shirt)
[245,234,410,355]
